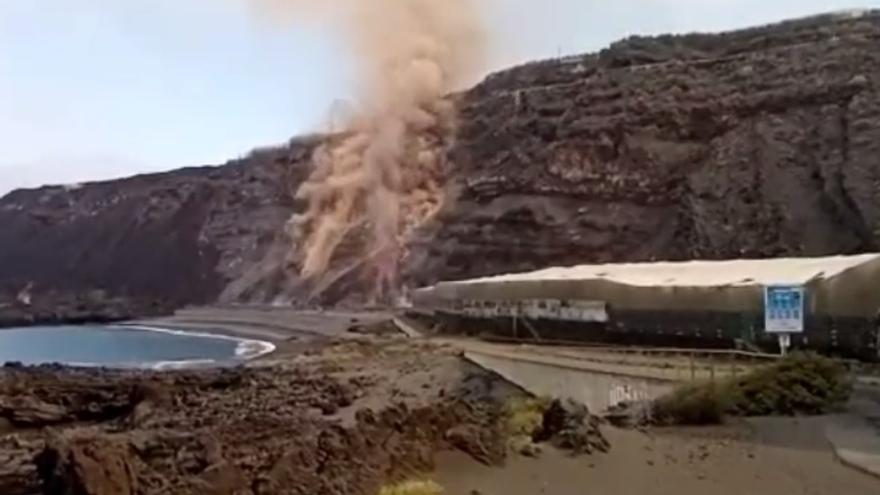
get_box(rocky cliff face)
[1,11,879,318]
[404,10,880,285]
[0,142,313,323]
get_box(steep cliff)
[0,142,313,323]
[1,11,879,318]
[404,10,880,285]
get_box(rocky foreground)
[0,336,607,495]
[2,11,880,319]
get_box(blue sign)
[764,285,805,334]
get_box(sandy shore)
[434,417,880,495]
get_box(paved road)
[826,383,880,478]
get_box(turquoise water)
[0,325,275,369]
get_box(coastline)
[119,324,278,358]
[0,323,278,371]
[0,307,393,370]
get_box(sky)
[1,0,877,195]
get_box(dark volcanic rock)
[0,142,314,322]
[0,396,69,427]
[2,12,880,311]
[0,358,516,495]
[36,436,139,495]
[405,11,880,284]
[533,399,610,455]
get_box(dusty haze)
[252,0,487,302]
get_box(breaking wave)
[121,325,277,368]
[0,324,277,370]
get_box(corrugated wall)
[416,257,880,319]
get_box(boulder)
[35,436,138,495]
[534,399,610,455]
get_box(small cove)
[0,324,275,369]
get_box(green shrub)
[726,352,852,416]
[651,352,852,425]
[652,382,729,425]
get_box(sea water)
[0,325,275,370]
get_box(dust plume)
[260,0,486,302]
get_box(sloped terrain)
[404,10,880,284]
[0,142,313,323]
[1,11,879,317]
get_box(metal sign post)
[764,285,805,356]
[777,333,792,356]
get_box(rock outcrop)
[1,11,879,314]
[36,436,140,495]
[0,342,529,495]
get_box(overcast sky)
[1,0,876,195]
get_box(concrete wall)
[465,352,675,413]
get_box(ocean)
[0,325,275,369]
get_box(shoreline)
[0,306,396,371]
[0,322,278,371]
[119,324,278,368]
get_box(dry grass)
[500,395,553,455]
[378,480,444,495]
[504,395,552,438]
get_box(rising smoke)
[255,0,486,302]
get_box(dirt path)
[434,417,880,495]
